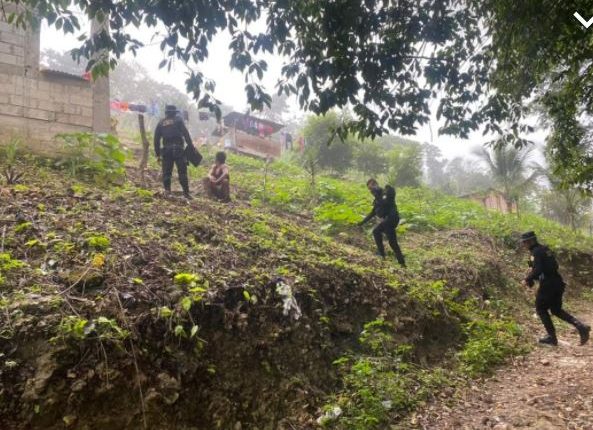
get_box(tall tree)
[386,143,423,188]
[0,0,504,138]
[301,112,354,174]
[354,139,388,178]
[423,143,447,189]
[539,186,592,232]
[472,146,540,213]
[442,157,493,196]
[11,0,593,188]
[538,154,593,232]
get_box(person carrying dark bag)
[154,105,195,199]
[358,178,406,267]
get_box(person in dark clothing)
[521,231,590,346]
[358,178,406,267]
[154,105,195,199]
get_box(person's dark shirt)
[525,243,562,287]
[360,185,399,225]
[154,115,193,157]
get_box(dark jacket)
[525,243,563,287]
[361,185,399,225]
[154,116,193,157]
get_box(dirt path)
[410,309,593,430]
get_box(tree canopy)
[4,0,593,188]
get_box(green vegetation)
[85,234,111,251]
[55,315,129,342]
[195,146,593,251]
[0,252,26,287]
[55,132,127,184]
[458,319,524,377]
[0,147,590,429]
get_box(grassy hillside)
[0,145,591,429]
[193,147,593,252]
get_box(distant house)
[461,188,517,214]
[217,112,284,159]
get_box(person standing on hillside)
[358,179,406,267]
[203,151,231,202]
[521,231,590,346]
[154,105,195,199]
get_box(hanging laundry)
[128,104,147,113]
[109,100,122,111]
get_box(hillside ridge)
[0,154,591,429]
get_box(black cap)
[165,105,178,113]
[520,231,537,242]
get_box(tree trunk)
[138,114,150,185]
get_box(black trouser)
[162,145,189,193]
[536,281,582,337]
[372,217,405,266]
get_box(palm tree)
[472,145,540,215]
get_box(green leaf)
[159,306,173,318]
[181,296,192,312]
[174,325,186,338]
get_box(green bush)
[458,319,525,376]
[0,252,26,286]
[324,320,448,430]
[55,132,127,184]
[85,235,111,251]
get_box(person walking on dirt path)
[358,178,406,267]
[203,151,231,202]
[154,105,195,200]
[521,231,590,346]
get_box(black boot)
[576,324,590,346]
[538,335,558,346]
[183,192,193,200]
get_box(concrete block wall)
[0,11,109,153]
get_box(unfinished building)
[0,9,109,152]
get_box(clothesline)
[110,100,190,121]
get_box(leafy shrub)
[173,273,200,287]
[55,132,127,184]
[0,252,26,286]
[323,319,448,430]
[86,235,110,251]
[55,315,129,342]
[458,319,525,376]
[1,136,24,184]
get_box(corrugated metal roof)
[223,111,284,133]
[39,68,88,82]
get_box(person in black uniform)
[521,231,590,346]
[358,178,406,267]
[154,105,195,199]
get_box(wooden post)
[138,114,150,185]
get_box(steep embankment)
[0,155,591,430]
[401,305,593,430]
